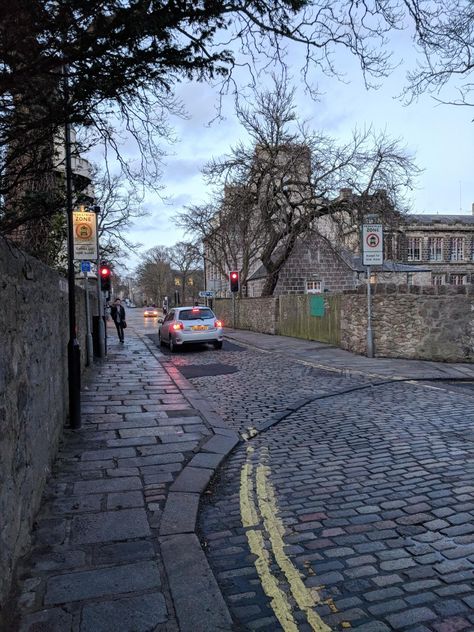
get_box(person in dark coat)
[110,298,126,343]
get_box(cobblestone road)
[161,339,474,632]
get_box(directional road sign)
[199,290,216,298]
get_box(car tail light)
[172,321,184,330]
[215,320,222,328]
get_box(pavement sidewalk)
[11,323,473,632]
[11,324,237,632]
[223,328,474,381]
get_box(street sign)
[73,210,98,260]
[81,260,91,272]
[362,224,383,265]
[199,290,215,298]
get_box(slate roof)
[247,248,431,281]
[406,214,474,225]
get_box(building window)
[407,273,414,285]
[428,237,443,261]
[432,274,444,286]
[369,273,377,284]
[450,237,464,261]
[306,280,322,294]
[407,237,422,261]
[450,274,466,285]
[187,277,194,286]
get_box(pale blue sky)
[91,32,474,272]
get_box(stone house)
[245,232,430,296]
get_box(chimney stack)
[472,202,474,215]
[339,188,352,199]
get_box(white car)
[158,306,223,352]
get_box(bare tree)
[135,246,172,306]
[94,170,149,266]
[166,241,203,304]
[180,184,267,295]
[186,78,420,296]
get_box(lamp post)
[63,65,81,429]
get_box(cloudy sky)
[90,30,474,274]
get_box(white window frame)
[450,274,466,285]
[428,237,443,261]
[306,280,323,294]
[450,237,464,261]
[432,274,444,286]
[407,237,422,261]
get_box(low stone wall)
[0,237,97,613]
[214,297,279,334]
[340,284,474,362]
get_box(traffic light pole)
[92,207,106,359]
[64,65,81,429]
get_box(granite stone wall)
[340,284,474,362]
[0,237,97,613]
[213,297,279,334]
[216,284,474,363]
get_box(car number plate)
[192,325,208,330]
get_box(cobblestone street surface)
[161,333,474,632]
[9,313,474,632]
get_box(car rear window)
[179,309,214,321]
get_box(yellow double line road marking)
[240,447,332,632]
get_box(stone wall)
[213,297,279,334]
[340,284,474,362]
[216,284,474,363]
[0,238,97,613]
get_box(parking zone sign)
[362,224,383,265]
[73,210,98,260]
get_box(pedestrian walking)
[110,298,126,343]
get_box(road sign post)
[81,261,94,366]
[362,222,383,358]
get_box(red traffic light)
[100,266,110,277]
[229,270,239,293]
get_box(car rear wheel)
[158,331,163,346]
[213,340,223,350]
[169,336,176,353]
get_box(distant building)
[392,212,474,285]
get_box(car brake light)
[172,321,184,330]
[192,307,199,312]
[215,320,222,328]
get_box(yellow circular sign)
[75,223,93,240]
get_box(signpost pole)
[362,217,382,359]
[232,293,236,329]
[366,265,374,358]
[83,267,94,366]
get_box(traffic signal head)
[99,265,111,292]
[229,270,239,293]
